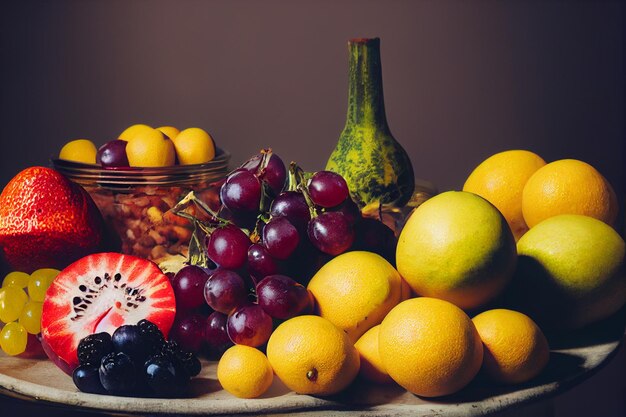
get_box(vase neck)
[344,38,389,131]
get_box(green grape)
[0,287,28,323]
[19,301,43,334]
[0,322,28,356]
[27,268,59,302]
[2,271,29,289]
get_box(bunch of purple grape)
[167,149,397,358]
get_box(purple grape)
[226,304,273,347]
[204,269,249,314]
[308,171,349,208]
[207,225,251,269]
[329,198,361,226]
[256,275,311,319]
[171,265,211,311]
[307,212,354,256]
[269,191,311,233]
[169,313,205,353]
[352,218,397,266]
[96,140,129,168]
[203,312,233,359]
[248,243,280,279]
[241,152,287,196]
[220,169,262,212]
[262,217,300,260]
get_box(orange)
[379,297,483,397]
[396,191,517,310]
[125,129,176,167]
[156,126,180,140]
[217,345,273,398]
[522,159,618,228]
[118,124,153,141]
[172,127,216,165]
[472,309,549,384]
[354,325,392,384]
[307,251,403,342]
[59,139,98,164]
[463,150,546,240]
[266,315,360,396]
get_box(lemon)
[118,124,154,141]
[354,325,392,384]
[522,159,618,228]
[463,150,546,240]
[59,139,98,164]
[307,251,403,342]
[379,297,483,397]
[472,309,549,384]
[512,214,625,329]
[156,126,180,140]
[266,315,360,396]
[396,191,517,310]
[217,345,273,398]
[172,127,216,165]
[126,129,176,167]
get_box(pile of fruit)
[59,124,216,168]
[0,37,622,407]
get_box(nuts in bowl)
[52,124,230,265]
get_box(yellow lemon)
[156,126,180,140]
[396,191,517,310]
[522,159,618,228]
[172,127,216,165]
[512,214,625,329]
[217,345,273,398]
[472,309,549,384]
[379,297,483,397]
[354,325,392,384]
[118,124,153,141]
[266,315,360,396]
[126,129,176,167]
[307,251,403,342]
[463,150,546,240]
[59,139,97,164]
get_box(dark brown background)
[0,1,623,416]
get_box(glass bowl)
[51,149,230,265]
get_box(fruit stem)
[297,183,318,219]
[257,148,273,175]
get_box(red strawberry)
[41,252,176,373]
[0,166,104,273]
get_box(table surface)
[0,309,623,417]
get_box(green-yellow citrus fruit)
[396,191,517,310]
[511,214,625,329]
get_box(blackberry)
[160,339,201,378]
[77,332,114,366]
[137,319,166,352]
[144,353,186,397]
[99,352,136,395]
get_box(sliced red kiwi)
[41,253,176,373]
